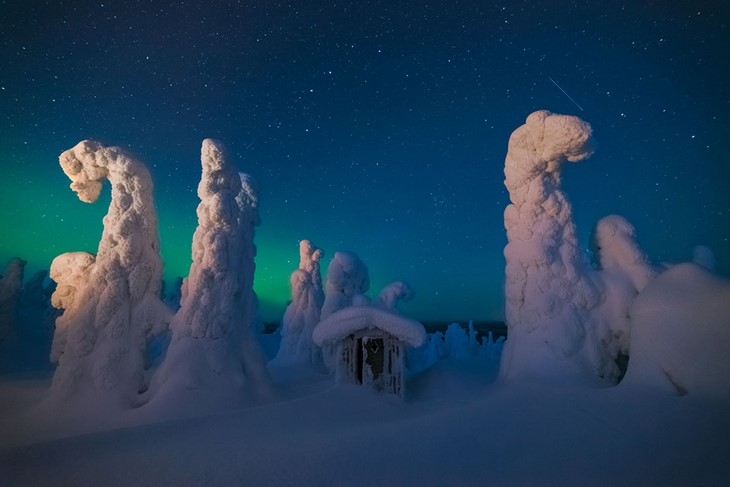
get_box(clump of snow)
[275,240,325,364]
[46,140,171,409]
[312,305,426,348]
[320,251,370,320]
[692,245,716,271]
[148,139,272,412]
[374,280,415,310]
[584,215,659,380]
[500,110,607,384]
[48,252,96,363]
[591,214,657,292]
[0,257,27,341]
[621,263,730,398]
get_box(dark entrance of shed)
[356,337,385,384]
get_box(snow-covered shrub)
[407,322,505,374]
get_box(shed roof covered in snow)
[312,305,426,348]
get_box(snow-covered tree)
[47,141,170,408]
[149,139,272,409]
[586,215,658,374]
[321,251,370,320]
[374,281,414,311]
[275,240,325,364]
[500,110,605,384]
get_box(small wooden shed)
[312,305,426,397]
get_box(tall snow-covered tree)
[275,240,325,364]
[149,139,272,409]
[47,140,170,408]
[500,110,604,384]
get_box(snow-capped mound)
[622,263,730,398]
[313,305,426,348]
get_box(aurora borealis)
[1,1,728,322]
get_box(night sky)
[1,1,728,322]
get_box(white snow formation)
[586,214,658,379]
[149,139,271,409]
[320,251,370,320]
[47,140,170,408]
[276,239,325,363]
[0,257,26,341]
[374,281,415,311]
[621,263,730,398]
[49,252,96,363]
[500,110,609,384]
[313,305,426,348]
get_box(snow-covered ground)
[2,113,729,486]
[1,339,728,487]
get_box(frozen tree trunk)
[275,240,325,364]
[0,258,26,341]
[47,140,170,409]
[149,139,272,409]
[499,111,604,384]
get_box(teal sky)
[1,1,728,322]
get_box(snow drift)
[621,263,730,398]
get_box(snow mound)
[622,263,730,398]
[313,305,426,348]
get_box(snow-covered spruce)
[500,110,606,384]
[275,239,325,364]
[148,139,272,411]
[585,215,658,379]
[320,251,370,320]
[45,141,170,409]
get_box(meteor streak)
[548,77,584,112]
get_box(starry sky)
[1,1,728,323]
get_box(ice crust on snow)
[312,304,426,348]
[47,140,170,408]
